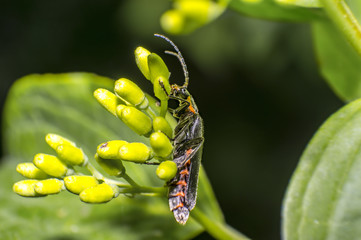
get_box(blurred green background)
[0,0,343,239]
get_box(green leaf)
[312,20,361,101]
[229,0,324,21]
[1,73,223,239]
[283,98,361,240]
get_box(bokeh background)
[0,1,343,239]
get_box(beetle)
[154,34,204,224]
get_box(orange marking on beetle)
[175,202,184,209]
[180,169,189,175]
[186,148,193,156]
[172,191,185,197]
[188,104,196,113]
[185,159,191,165]
[177,180,187,186]
[186,96,196,113]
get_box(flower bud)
[93,88,124,117]
[153,76,171,101]
[116,105,152,136]
[148,53,170,85]
[33,153,69,178]
[175,0,212,23]
[150,132,173,158]
[34,179,64,195]
[95,154,125,177]
[97,140,128,160]
[79,183,115,203]
[156,161,177,181]
[45,133,75,151]
[16,162,49,179]
[135,47,151,80]
[161,10,185,35]
[13,180,42,197]
[56,144,86,166]
[119,142,153,163]
[153,116,173,138]
[114,78,148,109]
[64,175,99,194]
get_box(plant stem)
[85,161,104,180]
[191,208,251,240]
[118,186,167,196]
[122,173,140,187]
[160,99,168,117]
[321,0,361,56]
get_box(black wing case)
[172,114,204,210]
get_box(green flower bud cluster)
[93,45,178,180]
[160,0,228,35]
[13,43,179,205]
[13,134,119,203]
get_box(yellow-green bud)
[95,153,125,177]
[93,88,124,117]
[97,140,128,160]
[156,161,177,181]
[160,10,185,35]
[153,116,173,138]
[116,105,152,136]
[34,179,64,195]
[119,142,153,163]
[153,76,171,101]
[45,133,75,151]
[13,180,42,197]
[56,144,86,166]
[33,153,69,178]
[114,78,148,109]
[16,162,49,179]
[150,132,173,158]
[79,183,115,203]
[175,0,212,23]
[64,175,99,195]
[148,53,170,86]
[135,47,151,80]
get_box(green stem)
[160,99,168,117]
[321,0,361,56]
[118,186,167,196]
[191,208,251,240]
[85,161,104,180]
[122,173,140,187]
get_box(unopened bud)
[119,142,153,163]
[16,162,49,179]
[79,183,116,203]
[153,116,173,138]
[13,180,42,197]
[114,78,148,109]
[45,133,75,151]
[156,161,177,181]
[150,132,173,158]
[135,47,151,80]
[64,175,99,194]
[175,0,212,23]
[116,105,152,136]
[160,10,185,35]
[94,88,124,117]
[153,76,171,101]
[33,153,69,178]
[148,53,170,91]
[95,154,125,177]
[34,179,64,195]
[97,140,128,160]
[56,144,86,166]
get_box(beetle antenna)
[154,33,189,88]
